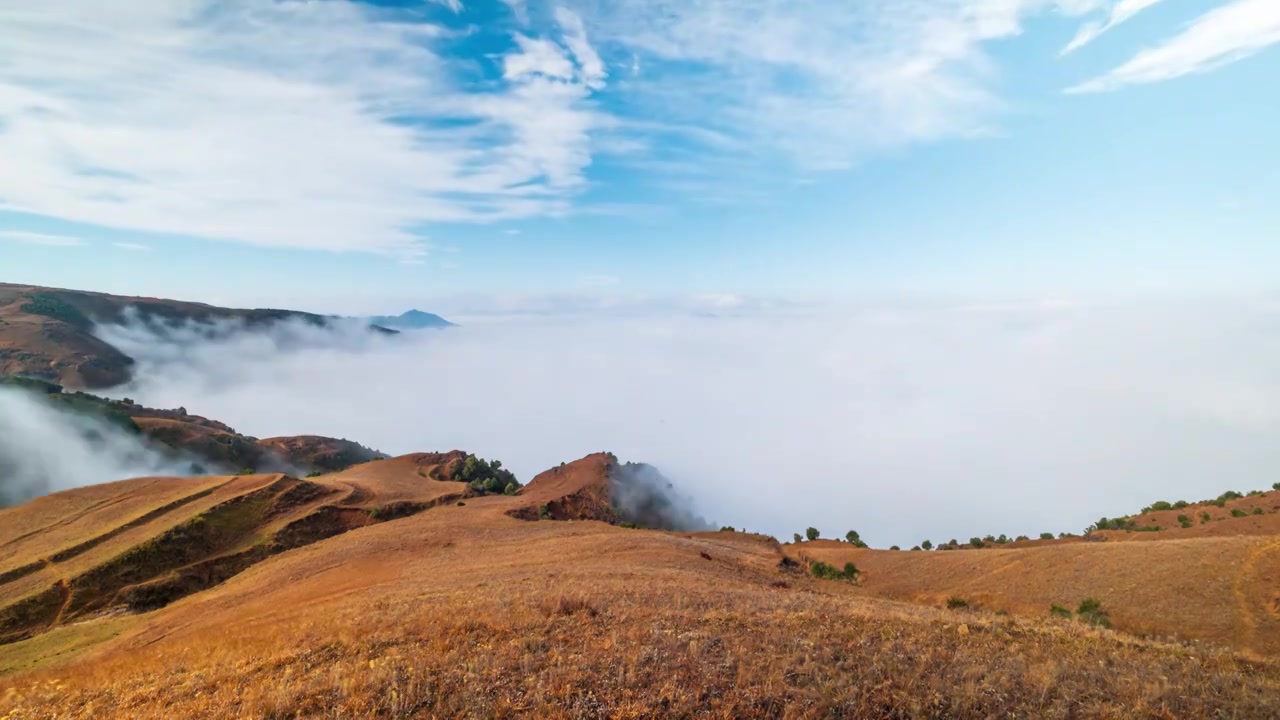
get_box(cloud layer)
[97,299,1280,548]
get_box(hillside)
[0,455,1278,718]
[0,379,386,489]
[0,283,393,389]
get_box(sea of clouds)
[67,297,1278,548]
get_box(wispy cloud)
[1070,0,1280,92]
[0,230,84,247]
[112,242,151,252]
[574,0,1110,169]
[0,1,608,258]
[1062,0,1171,55]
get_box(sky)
[1,0,1278,314]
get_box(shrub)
[982,535,995,543]
[969,537,984,548]
[920,540,933,551]
[1231,509,1247,518]
[793,533,802,543]
[889,545,900,551]
[844,530,867,547]
[1039,532,1055,540]
[995,534,1009,544]
[946,596,969,610]
[1273,482,1280,491]
[306,471,322,478]
[1142,501,1173,513]
[805,527,820,542]
[810,561,859,582]
[910,546,921,551]
[1076,598,1111,628]
[1049,604,1072,618]
[1015,535,1028,542]
[503,483,518,496]
[1173,500,1189,509]
[1200,511,1211,523]
[1253,507,1264,516]
[720,526,736,532]
[1177,514,1192,528]
[538,504,550,520]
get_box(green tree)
[1039,532,1054,540]
[793,533,802,543]
[921,539,933,551]
[805,527,820,541]
[845,530,860,544]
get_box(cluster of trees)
[455,454,521,496]
[790,527,870,547]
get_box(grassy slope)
[0,455,1277,718]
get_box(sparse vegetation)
[1075,598,1111,629]
[1231,508,1247,518]
[19,292,92,329]
[1178,514,1192,528]
[946,596,969,610]
[1049,603,1072,618]
[809,560,859,582]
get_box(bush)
[995,534,1009,544]
[1173,500,1189,509]
[969,537,984,548]
[1253,507,1264,516]
[720,526,736,532]
[538,504,550,520]
[793,533,802,543]
[889,545,900,551]
[1200,511,1211,524]
[1142,501,1173,513]
[1273,482,1280,491]
[920,540,933,551]
[810,561,859,582]
[1015,535,1028,542]
[1177,514,1192,528]
[946,596,969,610]
[805,527,820,542]
[844,530,867,547]
[910,546,921,551]
[1049,603,1072,618]
[1076,598,1111,628]
[1039,532,1054,540]
[1231,508,1247,518]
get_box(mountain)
[365,309,454,330]
[0,283,391,390]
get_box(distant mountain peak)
[366,309,455,330]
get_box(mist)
[0,388,197,506]
[90,298,1280,548]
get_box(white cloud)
[571,0,1113,169]
[1062,0,1170,54]
[0,0,608,257]
[100,299,1280,548]
[112,241,151,252]
[0,230,84,247]
[1070,0,1280,92]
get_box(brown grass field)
[1,454,1278,718]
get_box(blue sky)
[1,0,1278,315]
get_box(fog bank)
[0,388,196,506]
[96,299,1280,548]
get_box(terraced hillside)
[1,454,1278,718]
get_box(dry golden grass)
[1,455,1279,718]
[790,535,1280,658]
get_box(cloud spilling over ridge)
[94,299,1280,548]
[0,388,196,506]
